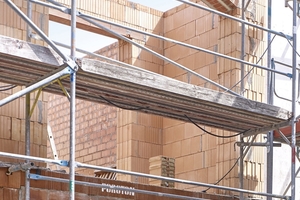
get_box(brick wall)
[46,0,267,197]
[47,94,117,175]
[163,1,222,193]
[162,0,266,197]
[115,3,164,184]
[0,0,49,45]
[0,0,49,166]
[47,0,165,179]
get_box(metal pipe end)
[6,162,34,175]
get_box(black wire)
[201,35,278,193]
[0,84,17,91]
[99,95,147,111]
[184,115,248,138]
[226,34,277,94]
[185,113,250,192]
[202,135,255,192]
[202,156,240,193]
[0,84,15,88]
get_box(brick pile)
[149,155,175,188]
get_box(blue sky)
[49,0,182,57]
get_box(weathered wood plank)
[0,35,63,66]
[81,58,291,121]
[0,35,292,134]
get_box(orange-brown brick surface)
[0,0,268,198]
[0,0,48,166]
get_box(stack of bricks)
[149,155,175,188]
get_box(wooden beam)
[49,9,145,41]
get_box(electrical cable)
[185,113,255,193]
[184,114,248,138]
[0,84,17,91]
[226,35,277,94]
[202,135,255,193]
[0,84,16,88]
[99,95,148,111]
[202,156,240,193]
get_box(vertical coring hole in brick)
[214,45,218,63]
[38,100,43,123]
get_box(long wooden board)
[0,35,291,135]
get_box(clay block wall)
[162,0,266,197]
[117,110,163,184]
[0,0,49,45]
[117,19,164,184]
[90,42,119,61]
[55,0,163,32]
[47,0,164,180]
[46,0,267,197]
[0,0,49,166]
[163,1,221,193]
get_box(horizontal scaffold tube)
[0,152,68,166]
[29,174,206,200]
[76,162,289,199]
[79,13,290,77]
[176,0,290,39]
[4,0,69,61]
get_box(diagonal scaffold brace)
[0,0,78,107]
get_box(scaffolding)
[0,0,299,199]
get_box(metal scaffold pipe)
[239,0,246,198]
[78,13,290,77]
[29,0,69,12]
[4,0,69,61]
[79,15,240,97]
[0,67,71,107]
[76,162,289,199]
[0,152,69,166]
[266,0,274,199]
[69,0,77,199]
[291,0,298,199]
[6,162,34,175]
[31,0,292,77]
[25,94,31,200]
[39,0,291,78]
[175,0,291,39]
[29,174,206,200]
[54,41,162,76]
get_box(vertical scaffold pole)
[291,0,297,199]
[266,0,274,199]
[240,0,245,199]
[25,1,32,199]
[25,94,30,200]
[69,0,76,199]
[26,0,32,41]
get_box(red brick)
[3,188,19,200]
[30,188,49,200]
